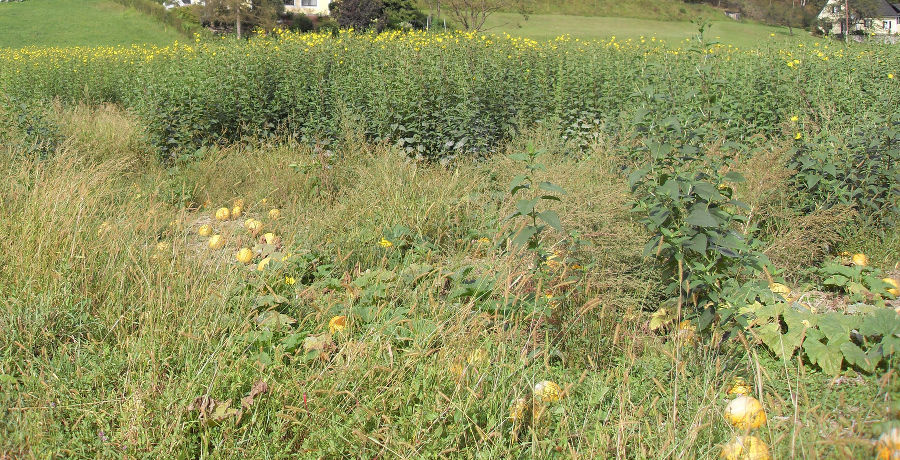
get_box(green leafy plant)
[505,143,565,255]
[752,302,898,376]
[815,258,896,305]
[628,139,765,314]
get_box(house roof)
[876,0,900,17]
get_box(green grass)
[482,12,815,47]
[0,0,180,48]
[523,0,721,20]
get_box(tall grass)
[0,105,894,458]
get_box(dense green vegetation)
[0,0,181,47]
[1,24,899,459]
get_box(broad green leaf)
[692,182,724,201]
[860,308,900,336]
[839,342,876,373]
[509,174,528,194]
[538,181,566,195]
[755,322,784,357]
[803,338,843,376]
[686,206,718,228]
[686,233,708,254]
[659,179,680,198]
[627,165,651,190]
[817,313,850,343]
[538,210,562,231]
[512,226,539,247]
[516,198,539,216]
[723,171,746,183]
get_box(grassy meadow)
[485,13,812,47]
[0,0,181,47]
[1,27,899,460]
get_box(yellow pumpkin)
[269,208,281,220]
[198,224,213,237]
[263,232,279,245]
[534,380,562,403]
[509,398,529,423]
[208,234,225,250]
[883,278,899,297]
[235,248,253,264]
[851,253,869,267]
[726,377,753,397]
[876,428,900,460]
[231,206,243,218]
[214,207,231,221]
[724,396,767,430]
[245,218,263,234]
[233,198,245,208]
[720,435,771,460]
[328,315,347,334]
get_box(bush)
[284,12,314,32]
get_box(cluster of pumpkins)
[719,378,770,460]
[718,378,900,459]
[199,199,283,271]
[508,378,563,428]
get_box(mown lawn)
[0,0,180,48]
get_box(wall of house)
[284,0,329,16]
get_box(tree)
[441,0,533,30]
[330,0,425,30]
[202,0,283,38]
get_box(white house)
[283,0,329,16]
[818,0,900,35]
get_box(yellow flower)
[890,73,895,79]
[378,238,393,248]
[285,276,296,285]
[790,115,799,122]
[795,132,802,140]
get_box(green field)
[0,0,180,47]
[523,0,721,19]
[484,13,812,47]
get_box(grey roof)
[876,0,900,16]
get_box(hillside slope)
[0,0,180,48]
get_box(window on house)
[301,0,316,5]
[284,0,294,5]
[182,0,191,4]
[832,5,839,13]
[884,20,891,30]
